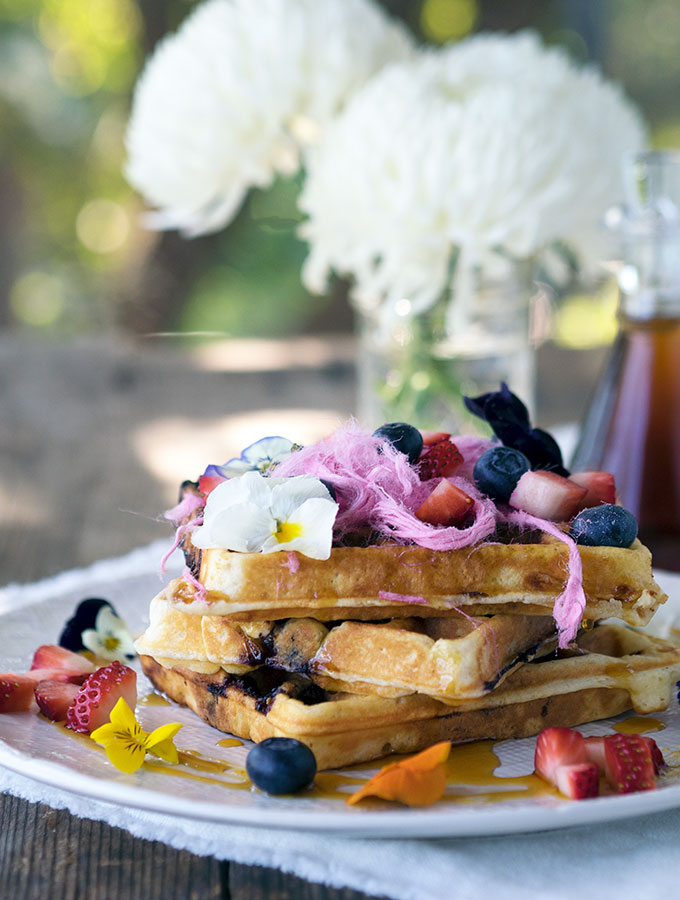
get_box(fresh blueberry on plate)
[570,504,638,548]
[246,737,317,794]
[473,446,531,502]
[373,423,423,463]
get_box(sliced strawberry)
[198,473,227,496]
[641,736,666,775]
[0,674,40,712]
[509,470,587,522]
[34,681,81,721]
[415,480,474,527]
[31,645,95,679]
[603,733,656,793]
[584,736,606,773]
[65,661,137,734]
[535,727,589,785]
[419,430,451,447]
[418,441,464,480]
[570,471,616,510]
[554,762,599,800]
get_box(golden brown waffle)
[140,624,680,769]
[172,537,665,625]
[135,586,556,699]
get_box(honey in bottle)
[572,151,680,570]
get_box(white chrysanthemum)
[125,0,412,236]
[300,31,646,314]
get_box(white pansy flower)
[125,0,412,236]
[81,606,136,662]
[300,31,646,312]
[191,471,338,559]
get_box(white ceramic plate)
[1,562,680,838]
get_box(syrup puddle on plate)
[612,716,665,735]
[137,692,171,708]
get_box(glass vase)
[353,257,537,434]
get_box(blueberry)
[59,597,113,652]
[246,738,317,794]
[372,422,423,463]
[473,446,531,502]
[570,504,638,548]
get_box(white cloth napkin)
[2,547,680,900]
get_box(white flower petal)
[241,436,295,466]
[261,497,337,559]
[192,502,276,551]
[269,475,335,521]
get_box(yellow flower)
[90,698,183,774]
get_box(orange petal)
[347,742,451,807]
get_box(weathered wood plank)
[229,863,386,900]
[0,793,224,900]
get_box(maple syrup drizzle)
[217,737,243,749]
[612,716,665,735]
[137,692,172,707]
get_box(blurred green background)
[2,0,679,344]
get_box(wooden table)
[0,333,604,899]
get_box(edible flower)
[346,741,451,807]
[90,698,183,774]
[191,471,338,560]
[215,436,299,478]
[81,605,136,662]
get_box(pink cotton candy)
[275,420,498,551]
[378,590,428,605]
[164,491,204,527]
[159,518,204,576]
[182,565,207,603]
[505,509,585,648]
[283,551,300,574]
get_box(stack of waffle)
[137,514,680,770]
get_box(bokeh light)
[420,0,477,43]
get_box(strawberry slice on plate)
[535,727,597,800]
[34,681,81,721]
[418,441,464,480]
[604,733,656,793]
[31,645,95,681]
[66,660,137,734]
[554,762,600,800]
[0,667,90,712]
[415,481,474,527]
[570,471,616,510]
[509,470,587,522]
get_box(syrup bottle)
[572,151,680,570]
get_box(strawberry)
[0,674,40,712]
[554,762,600,800]
[584,736,606,773]
[415,480,474,527]
[198,473,227,496]
[604,733,656,793]
[418,441,464,480]
[535,727,589,785]
[419,430,452,447]
[31,645,95,680]
[509,470,587,521]
[65,660,137,734]
[641,736,666,775]
[34,681,81,721]
[570,471,616,510]
[0,667,87,712]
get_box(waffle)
[170,536,666,627]
[140,624,680,769]
[136,585,559,700]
